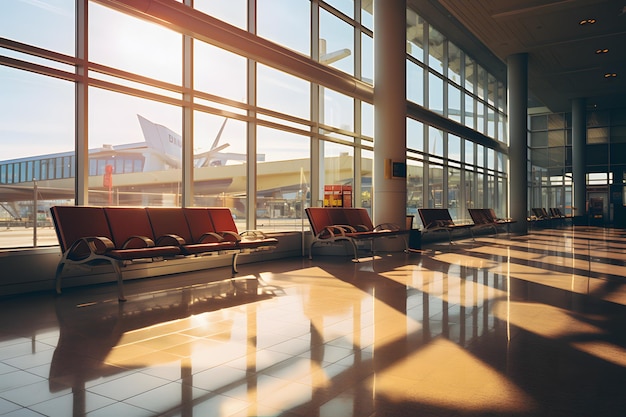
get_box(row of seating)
[418,208,516,243]
[50,206,278,301]
[305,207,408,260]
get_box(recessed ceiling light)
[579,18,597,25]
[595,48,609,54]
[604,73,617,78]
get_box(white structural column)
[571,98,587,221]
[373,0,407,229]
[507,53,529,234]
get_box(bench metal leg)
[232,252,239,277]
[113,261,126,302]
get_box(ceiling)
[413,0,626,113]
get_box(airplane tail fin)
[211,118,228,151]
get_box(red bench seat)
[51,206,278,301]
[305,207,407,260]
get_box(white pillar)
[373,0,407,228]
[507,53,528,234]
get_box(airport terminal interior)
[1,0,626,416]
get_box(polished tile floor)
[1,225,626,417]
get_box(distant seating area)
[417,208,474,243]
[529,207,571,228]
[305,207,408,260]
[50,206,278,301]
[468,208,516,236]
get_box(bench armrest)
[66,236,115,260]
[122,235,155,249]
[219,231,242,242]
[240,230,269,240]
[319,225,347,238]
[155,234,186,246]
[374,223,401,232]
[198,232,224,243]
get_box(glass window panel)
[428,25,444,74]
[257,64,310,120]
[487,107,495,138]
[0,0,75,55]
[406,9,425,62]
[407,60,424,106]
[587,111,609,127]
[487,148,495,170]
[361,32,373,84]
[0,67,74,248]
[531,148,550,168]
[464,93,474,129]
[1,68,74,162]
[88,87,181,206]
[194,41,247,103]
[498,113,507,144]
[549,147,565,166]
[587,127,609,144]
[547,130,565,147]
[322,141,354,207]
[256,126,309,230]
[476,65,486,100]
[361,101,374,139]
[465,169,475,208]
[407,160,423,212]
[448,166,462,218]
[487,74,497,106]
[448,42,462,84]
[360,148,373,209]
[476,144,484,168]
[193,112,248,214]
[325,0,354,18]
[258,0,310,56]
[548,113,565,130]
[407,118,424,152]
[476,172,484,207]
[428,163,444,208]
[194,112,247,167]
[448,134,461,162]
[361,2,373,29]
[465,140,474,166]
[428,72,443,114]
[428,127,444,157]
[194,0,247,30]
[464,55,475,92]
[530,115,548,130]
[448,83,461,123]
[89,2,182,85]
[477,102,485,134]
[322,88,354,132]
[497,81,506,113]
[319,8,354,76]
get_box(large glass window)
[194,0,247,30]
[0,0,75,55]
[194,41,247,103]
[407,60,424,106]
[88,87,181,206]
[0,67,74,247]
[257,64,310,120]
[319,8,354,76]
[257,0,310,56]
[257,126,310,230]
[89,2,182,85]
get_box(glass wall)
[529,108,626,221]
[0,0,508,248]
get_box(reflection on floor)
[0,225,625,417]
